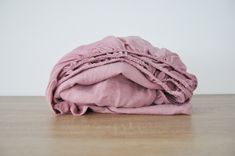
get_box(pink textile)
[46,36,197,116]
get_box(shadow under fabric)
[46,36,198,116]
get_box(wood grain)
[0,95,235,156]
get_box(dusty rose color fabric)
[46,36,197,116]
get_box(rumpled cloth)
[46,36,197,116]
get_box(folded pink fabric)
[46,36,197,116]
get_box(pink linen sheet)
[46,36,197,116]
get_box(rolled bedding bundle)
[46,36,197,116]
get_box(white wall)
[0,0,235,95]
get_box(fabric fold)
[46,36,197,116]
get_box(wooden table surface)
[0,95,234,156]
